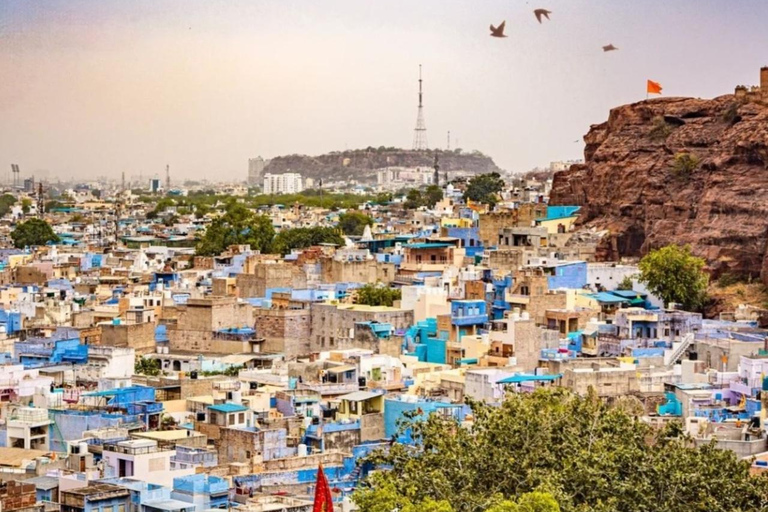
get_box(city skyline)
[2,0,768,180]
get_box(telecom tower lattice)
[412,65,428,151]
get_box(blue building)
[16,329,88,368]
[543,261,587,290]
[384,396,468,443]
[445,227,484,257]
[172,475,229,510]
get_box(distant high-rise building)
[263,173,304,195]
[248,157,265,187]
[149,178,162,193]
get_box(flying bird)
[534,9,551,23]
[490,21,507,38]
[602,44,618,52]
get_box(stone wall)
[254,309,312,357]
[360,413,385,442]
[99,322,155,355]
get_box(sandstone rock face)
[550,95,768,282]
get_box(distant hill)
[262,148,503,183]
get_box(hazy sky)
[1,0,767,182]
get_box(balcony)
[506,293,530,304]
[451,314,489,326]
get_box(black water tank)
[190,371,198,379]
[358,377,367,388]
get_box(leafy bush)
[648,116,673,141]
[670,152,700,177]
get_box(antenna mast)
[412,65,428,151]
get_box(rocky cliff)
[550,95,768,282]
[263,148,502,183]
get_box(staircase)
[347,465,362,482]
[665,333,694,367]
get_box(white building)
[7,407,52,450]
[262,173,304,195]
[101,439,195,487]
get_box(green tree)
[403,189,423,209]
[464,172,505,207]
[0,195,16,217]
[134,357,161,376]
[194,204,212,219]
[638,244,708,310]
[20,198,32,215]
[355,283,401,307]
[195,202,275,256]
[10,218,59,248]
[271,227,344,255]
[424,184,444,208]
[353,389,768,512]
[338,211,374,236]
[617,275,635,291]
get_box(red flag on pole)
[313,464,334,512]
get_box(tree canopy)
[353,389,768,512]
[195,203,274,256]
[403,185,444,209]
[355,283,402,307]
[464,172,505,207]
[0,195,16,217]
[337,211,374,236]
[10,218,59,248]
[638,244,708,310]
[271,226,344,255]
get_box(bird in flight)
[602,44,619,52]
[534,9,551,23]
[490,21,507,38]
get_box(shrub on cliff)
[648,116,673,141]
[639,244,708,310]
[670,152,700,177]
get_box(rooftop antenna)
[165,164,170,191]
[121,171,126,192]
[412,65,428,151]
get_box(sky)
[1,0,767,182]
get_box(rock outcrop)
[263,148,502,183]
[550,95,768,282]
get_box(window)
[239,413,245,423]
[104,507,113,512]
[349,401,358,414]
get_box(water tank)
[298,444,308,457]
[189,371,198,380]
[231,391,242,403]
[112,318,121,325]
[79,442,88,455]
[521,312,530,321]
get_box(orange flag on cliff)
[647,79,663,95]
[313,464,334,512]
